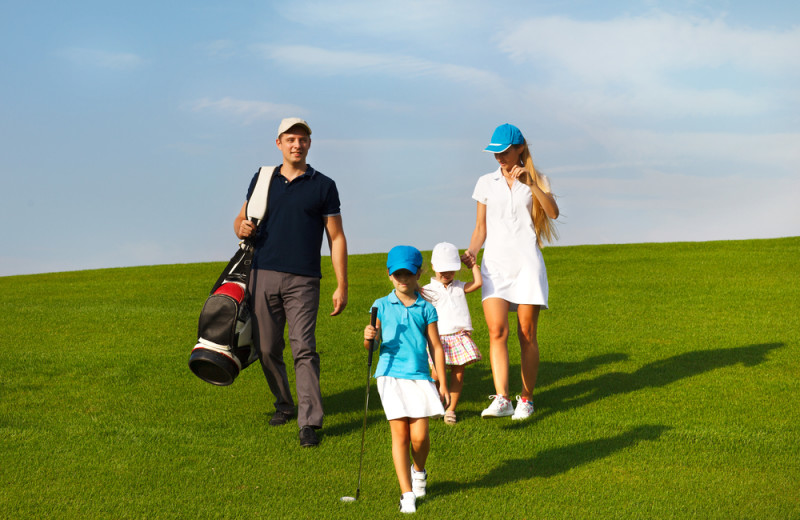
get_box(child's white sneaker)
[399,491,416,513]
[481,395,514,417]
[512,395,535,420]
[411,464,427,497]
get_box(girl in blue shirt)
[364,245,450,514]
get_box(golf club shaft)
[356,306,378,499]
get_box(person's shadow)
[429,342,782,496]
[511,342,783,427]
[320,384,384,439]
[433,424,670,496]
[534,352,630,389]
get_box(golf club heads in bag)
[189,245,259,386]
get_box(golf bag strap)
[245,166,277,224]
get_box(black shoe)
[268,410,292,426]
[299,426,319,447]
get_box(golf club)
[341,306,378,503]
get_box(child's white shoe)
[411,464,427,497]
[399,491,416,513]
[512,395,535,420]
[481,395,514,417]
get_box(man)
[234,118,348,447]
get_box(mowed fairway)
[1,238,798,519]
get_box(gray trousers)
[249,269,323,429]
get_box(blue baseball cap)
[483,123,525,153]
[387,245,423,275]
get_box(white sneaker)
[399,491,416,513]
[481,395,514,417]
[512,395,535,420]
[411,465,427,497]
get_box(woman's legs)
[482,297,511,398]
[516,304,541,400]
[389,417,431,493]
[446,366,465,412]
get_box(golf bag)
[188,166,275,386]
[188,244,258,385]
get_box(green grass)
[1,238,798,519]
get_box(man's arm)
[324,214,348,316]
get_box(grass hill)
[1,238,798,519]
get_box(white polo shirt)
[423,279,473,335]
[471,168,549,307]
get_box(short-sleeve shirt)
[471,168,549,307]
[422,279,473,335]
[246,165,340,278]
[371,291,438,381]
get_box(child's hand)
[364,324,377,349]
[439,387,451,408]
[461,251,475,268]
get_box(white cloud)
[527,82,772,120]
[496,14,800,121]
[499,14,800,85]
[58,47,145,70]
[555,169,800,245]
[202,39,237,58]
[349,98,416,113]
[190,97,307,124]
[280,0,476,42]
[588,129,800,172]
[256,44,505,92]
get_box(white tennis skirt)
[377,376,445,420]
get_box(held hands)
[461,251,476,268]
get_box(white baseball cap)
[277,117,312,138]
[431,242,461,272]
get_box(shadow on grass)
[459,352,630,409]
[536,353,630,388]
[435,424,670,494]
[321,343,780,440]
[320,385,384,439]
[523,342,783,425]
[321,352,631,437]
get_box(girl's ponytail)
[519,142,558,248]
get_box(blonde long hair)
[518,141,558,247]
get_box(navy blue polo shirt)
[246,164,341,278]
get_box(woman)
[464,123,559,420]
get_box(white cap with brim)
[277,117,312,138]
[431,242,461,272]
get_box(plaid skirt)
[431,330,482,367]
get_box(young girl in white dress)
[423,242,482,425]
[364,245,450,514]
[464,123,559,421]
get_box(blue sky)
[1,0,798,276]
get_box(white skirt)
[481,252,549,310]
[377,376,445,420]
